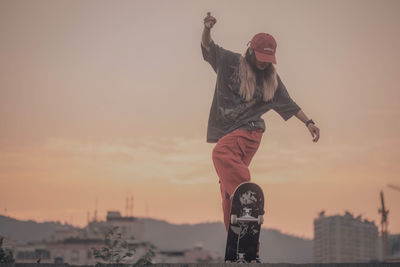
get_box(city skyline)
[1,0,400,239]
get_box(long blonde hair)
[238,49,278,102]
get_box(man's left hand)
[308,124,320,142]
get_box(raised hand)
[204,12,217,29]
[308,124,320,142]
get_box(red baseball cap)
[248,33,277,64]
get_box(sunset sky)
[1,0,399,239]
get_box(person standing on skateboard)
[201,12,320,232]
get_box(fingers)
[312,128,320,142]
[204,16,216,24]
[204,12,217,29]
[308,125,320,142]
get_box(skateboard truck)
[231,214,264,225]
[237,253,246,263]
[230,207,264,225]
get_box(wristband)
[306,119,315,127]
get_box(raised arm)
[201,12,217,52]
[272,76,320,143]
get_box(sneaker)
[249,257,262,263]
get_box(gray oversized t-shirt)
[202,40,301,143]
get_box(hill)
[0,215,75,244]
[142,218,313,263]
[0,215,312,263]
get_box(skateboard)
[224,182,265,263]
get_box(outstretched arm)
[295,110,320,142]
[201,12,217,53]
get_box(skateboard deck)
[224,182,265,263]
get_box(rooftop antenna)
[125,196,129,217]
[387,184,400,192]
[130,195,134,217]
[94,198,98,222]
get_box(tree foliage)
[0,236,15,263]
[91,226,155,266]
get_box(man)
[201,11,320,234]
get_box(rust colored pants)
[212,129,263,231]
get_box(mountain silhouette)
[0,215,312,263]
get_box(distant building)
[81,211,144,241]
[50,227,80,242]
[388,234,400,262]
[1,236,17,251]
[14,236,148,265]
[105,211,144,241]
[14,243,53,264]
[313,211,379,263]
[46,238,105,265]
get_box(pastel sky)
[1,0,399,238]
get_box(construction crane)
[387,184,400,192]
[378,190,389,261]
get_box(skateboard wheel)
[231,214,237,225]
[258,215,264,225]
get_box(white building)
[314,211,379,263]
[49,227,80,242]
[14,243,52,264]
[79,211,144,241]
[43,239,104,265]
[388,234,400,262]
[105,211,144,241]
